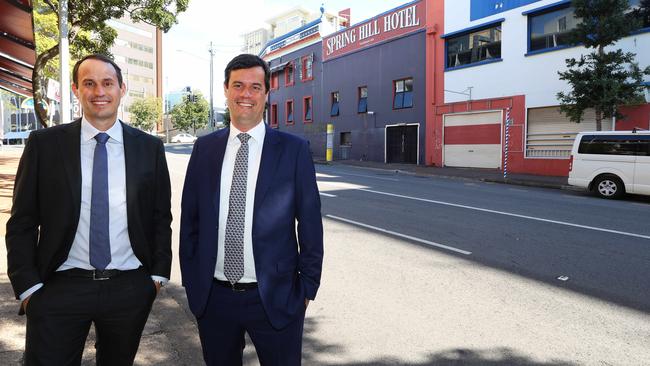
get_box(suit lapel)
[254,126,281,213]
[58,120,82,220]
[211,130,229,215]
[122,122,138,220]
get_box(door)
[386,125,418,164]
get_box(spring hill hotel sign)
[323,1,426,61]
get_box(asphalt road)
[163,144,650,365]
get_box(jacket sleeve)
[294,140,324,300]
[150,139,173,278]
[6,133,43,299]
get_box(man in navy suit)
[180,54,323,365]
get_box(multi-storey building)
[106,17,163,132]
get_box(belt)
[59,268,139,281]
[214,278,258,291]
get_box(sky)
[162,0,407,108]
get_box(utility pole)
[208,42,215,131]
[59,0,71,124]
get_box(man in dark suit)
[6,54,172,365]
[180,54,323,365]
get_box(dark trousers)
[196,281,305,366]
[24,267,157,366]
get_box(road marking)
[338,172,400,181]
[358,188,650,241]
[326,214,472,255]
[319,192,337,198]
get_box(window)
[286,100,294,125]
[528,4,580,52]
[331,91,340,116]
[303,96,313,122]
[285,63,294,87]
[446,23,501,68]
[301,55,313,81]
[578,135,650,156]
[393,78,413,109]
[271,72,279,90]
[270,103,278,127]
[358,86,367,114]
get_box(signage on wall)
[322,0,426,61]
[470,0,541,21]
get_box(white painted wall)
[444,0,650,107]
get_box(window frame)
[443,19,503,70]
[525,2,579,55]
[358,86,368,114]
[301,55,314,82]
[270,72,280,90]
[284,62,295,87]
[285,99,294,125]
[330,91,340,117]
[303,96,313,123]
[393,78,414,110]
[270,103,278,127]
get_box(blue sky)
[163,0,408,108]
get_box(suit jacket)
[6,119,172,300]
[179,125,323,329]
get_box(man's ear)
[120,81,127,97]
[71,83,79,99]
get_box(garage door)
[444,111,502,168]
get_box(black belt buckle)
[230,283,246,292]
[92,270,111,281]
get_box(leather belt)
[59,268,139,281]
[214,278,258,291]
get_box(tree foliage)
[170,93,209,133]
[32,0,189,127]
[129,97,162,132]
[557,0,650,131]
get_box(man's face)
[72,58,125,128]
[224,66,268,132]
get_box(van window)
[578,135,650,156]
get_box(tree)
[557,0,650,131]
[32,0,189,127]
[170,93,209,133]
[129,97,162,132]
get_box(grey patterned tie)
[224,133,251,284]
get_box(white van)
[568,130,650,199]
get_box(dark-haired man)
[180,53,323,365]
[6,53,172,365]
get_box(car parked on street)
[171,133,197,143]
[568,130,650,199]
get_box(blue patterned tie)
[90,133,111,270]
[224,133,251,284]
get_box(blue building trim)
[524,44,576,56]
[444,58,503,72]
[441,18,505,39]
[521,0,571,15]
[260,18,322,55]
[471,0,541,21]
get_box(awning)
[0,0,36,97]
[269,61,290,73]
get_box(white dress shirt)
[19,118,166,301]
[214,122,266,283]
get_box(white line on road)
[359,188,650,240]
[319,192,337,197]
[337,172,400,181]
[326,214,472,255]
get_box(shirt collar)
[228,121,266,145]
[81,117,123,143]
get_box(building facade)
[263,0,649,176]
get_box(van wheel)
[593,175,624,199]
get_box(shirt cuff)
[150,276,169,285]
[19,283,43,301]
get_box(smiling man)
[180,54,323,365]
[6,53,172,365]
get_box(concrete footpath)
[1,147,573,365]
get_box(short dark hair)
[72,54,123,87]
[224,54,270,92]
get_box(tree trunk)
[595,108,603,131]
[32,44,60,128]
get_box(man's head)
[223,54,270,132]
[72,54,126,129]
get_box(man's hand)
[22,296,31,313]
[154,281,161,294]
